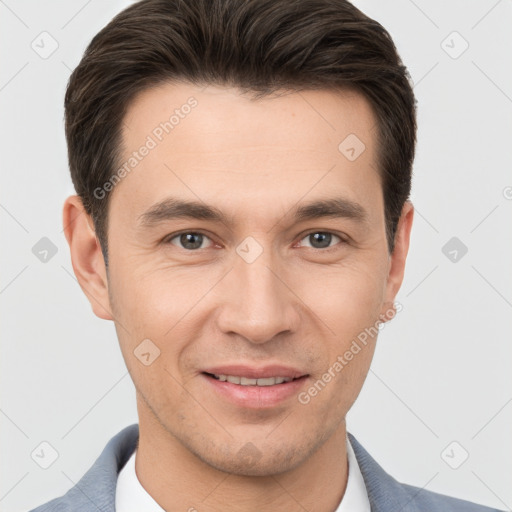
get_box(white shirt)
[115,435,371,511]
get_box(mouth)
[200,366,309,408]
[203,372,305,386]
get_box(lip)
[200,364,309,409]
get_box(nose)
[215,244,301,345]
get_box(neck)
[134,399,349,512]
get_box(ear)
[62,195,113,321]
[380,201,414,322]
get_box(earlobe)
[380,201,414,321]
[62,195,114,321]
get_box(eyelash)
[162,230,348,252]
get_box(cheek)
[107,269,176,372]
[108,264,216,387]
[297,261,386,395]
[108,260,194,335]
[306,259,388,334]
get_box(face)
[68,82,412,476]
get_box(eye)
[164,231,214,251]
[163,230,346,252]
[298,231,344,250]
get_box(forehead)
[122,82,377,154]
[112,82,381,226]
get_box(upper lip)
[202,364,308,379]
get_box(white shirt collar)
[336,434,371,512]
[115,435,370,511]
[115,446,165,512]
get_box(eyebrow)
[137,196,368,229]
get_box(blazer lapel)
[348,433,423,512]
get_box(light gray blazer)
[28,423,504,511]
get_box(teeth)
[240,377,257,385]
[256,377,278,386]
[213,374,294,386]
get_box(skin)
[63,83,414,511]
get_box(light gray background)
[1,1,511,511]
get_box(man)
[29,0,504,510]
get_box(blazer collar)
[56,423,139,510]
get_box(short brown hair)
[65,0,417,267]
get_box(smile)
[208,373,297,386]
[201,368,309,408]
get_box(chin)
[188,434,324,477]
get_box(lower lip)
[201,373,308,408]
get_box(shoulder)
[347,432,505,512]
[399,481,503,511]
[27,424,139,512]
